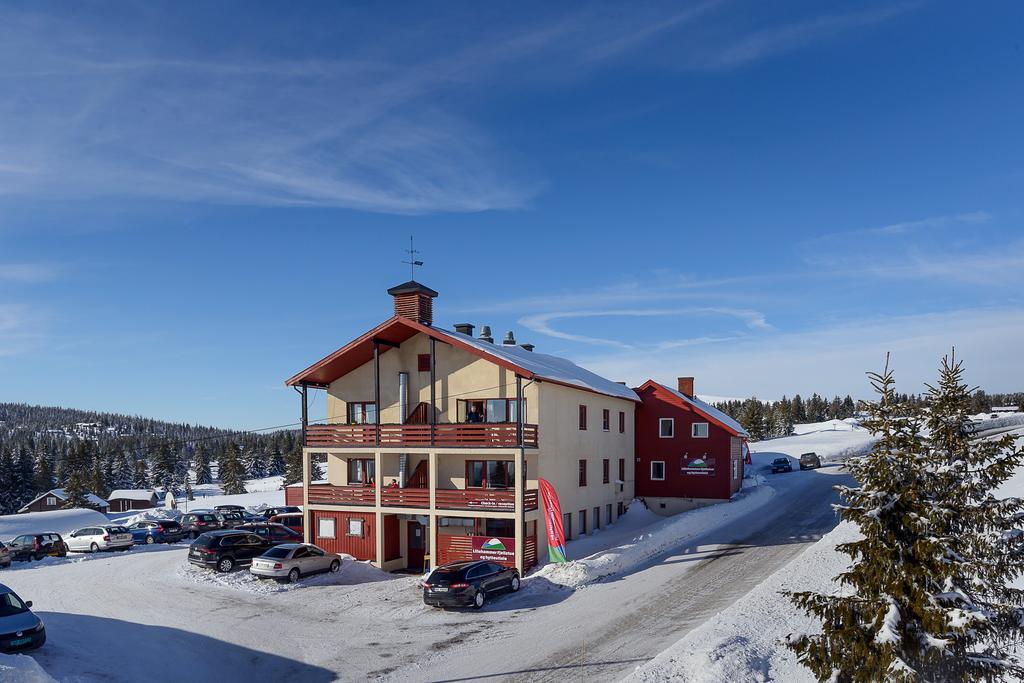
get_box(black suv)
[261,506,300,520]
[234,523,302,545]
[7,534,68,562]
[423,560,520,609]
[180,513,225,539]
[188,531,272,572]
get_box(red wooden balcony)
[304,423,538,448]
[304,484,538,513]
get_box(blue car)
[128,519,185,545]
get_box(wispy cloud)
[0,263,59,283]
[0,304,45,356]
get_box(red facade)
[634,381,744,501]
[310,510,376,560]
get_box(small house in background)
[992,406,1020,413]
[107,489,159,513]
[18,488,110,514]
[633,377,749,516]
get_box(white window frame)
[318,518,336,539]
[691,422,709,439]
[658,418,675,438]
[650,461,666,480]
[732,459,739,480]
[346,517,364,538]
[45,496,57,506]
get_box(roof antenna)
[402,235,424,281]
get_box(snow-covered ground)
[0,509,110,540]
[625,420,1024,682]
[0,427,877,682]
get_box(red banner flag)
[538,478,567,563]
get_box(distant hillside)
[0,402,302,516]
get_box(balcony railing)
[304,423,538,449]
[304,484,539,513]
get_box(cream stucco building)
[286,281,637,574]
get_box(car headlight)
[33,621,44,632]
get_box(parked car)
[6,534,68,562]
[188,531,272,572]
[180,512,225,539]
[239,512,265,523]
[770,457,793,474]
[216,510,247,529]
[269,512,304,534]
[0,542,10,569]
[214,504,246,513]
[128,519,185,545]
[261,506,300,520]
[0,584,45,652]
[234,523,303,546]
[250,543,341,583]
[799,452,821,470]
[65,525,134,553]
[422,560,520,609]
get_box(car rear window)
[192,535,219,547]
[427,569,463,582]
[262,547,291,559]
[199,514,218,521]
[161,521,181,530]
[108,526,129,534]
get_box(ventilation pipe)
[398,454,407,489]
[454,323,475,336]
[478,325,494,343]
[399,371,409,422]
[502,330,516,345]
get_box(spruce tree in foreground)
[283,442,304,487]
[786,355,1024,682]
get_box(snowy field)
[625,417,1024,682]
[0,428,878,682]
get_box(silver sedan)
[249,543,341,583]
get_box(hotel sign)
[681,456,714,476]
[471,535,515,563]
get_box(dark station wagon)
[423,560,520,609]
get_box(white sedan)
[250,543,341,583]
[65,525,134,553]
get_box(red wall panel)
[311,510,376,561]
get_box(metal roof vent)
[502,331,516,345]
[520,343,535,352]
[478,325,494,344]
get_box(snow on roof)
[108,489,157,501]
[0,508,110,540]
[657,383,749,437]
[438,328,640,403]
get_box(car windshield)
[262,547,292,559]
[774,458,788,464]
[0,593,28,617]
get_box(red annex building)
[633,377,749,515]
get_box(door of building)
[408,521,425,572]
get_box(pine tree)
[283,442,304,486]
[90,454,107,498]
[786,355,1024,681]
[269,444,286,477]
[15,446,35,510]
[34,448,55,495]
[62,441,93,508]
[132,458,150,489]
[193,445,213,485]
[150,443,179,494]
[0,446,17,514]
[218,441,247,495]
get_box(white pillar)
[514,447,525,574]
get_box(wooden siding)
[304,422,538,448]
[383,515,401,561]
[310,510,376,561]
[302,483,538,512]
[436,533,538,570]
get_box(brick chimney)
[387,281,439,326]
[677,376,694,397]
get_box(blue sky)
[2,1,1023,428]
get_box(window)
[651,461,666,480]
[692,422,709,438]
[659,418,675,438]
[347,517,364,537]
[318,518,336,539]
[602,409,610,431]
[347,402,377,424]
[619,411,625,433]
[732,459,739,480]
[458,399,522,423]
[617,502,625,516]
[563,512,572,539]
[602,459,610,484]
[45,496,56,507]
[593,506,600,530]
[618,458,625,482]
[579,509,587,535]
[579,404,587,430]
[606,503,613,526]
[417,353,431,372]
[348,458,376,485]
[466,460,515,488]
[578,459,588,487]
[485,519,514,536]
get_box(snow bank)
[531,485,775,590]
[0,508,110,540]
[0,654,56,683]
[175,555,400,594]
[791,418,865,435]
[122,507,184,526]
[624,521,859,683]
